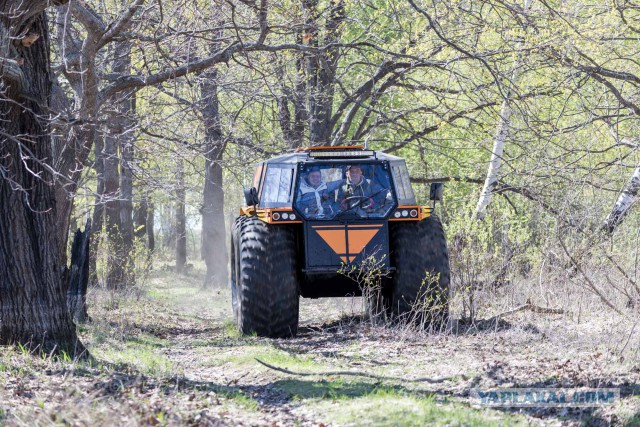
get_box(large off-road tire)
[390,214,450,330]
[230,215,299,337]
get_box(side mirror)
[430,183,443,201]
[244,187,259,206]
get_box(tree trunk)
[176,159,187,273]
[0,7,83,355]
[475,98,513,220]
[602,165,640,234]
[118,53,136,282]
[199,67,228,286]
[147,202,156,253]
[475,0,531,220]
[67,220,91,323]
[89,135,105,286]
[303,0,344,145]
[135,196,149,239]
[103,40,135,288]
[52,5,100,264]
[103,125,125,288]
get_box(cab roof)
[261,146,404,164]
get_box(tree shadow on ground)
[299,312,542,337]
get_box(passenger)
[297,167,332,217]
[337,165,385,212]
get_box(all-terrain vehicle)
[230,146,449,337]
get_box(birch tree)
[475,0,532,220]
[603,166,640,234]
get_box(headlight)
[282,212,289,220]
[401,210,409,217]
[289,213,296,220]
[394,211,402,218]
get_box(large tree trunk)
[103,41,136,288]
[176,159,187,273]
[0,6,83,355]
[602,165,640,234]
[118,52,136,281]
[199,67,228,286]
[103,125,125,288]
[303,0,344,145]
[51,5,100,262]
[89,135,105,286]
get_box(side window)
[260,165,295,207]
[252,163,264,189]
[391,162,416,205]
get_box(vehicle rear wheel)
[231,215,299,337]
[390,214,450,330]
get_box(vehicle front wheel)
[390,214,450,330]
[230,216,299,338]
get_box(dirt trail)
[1,277,638,426]
[157,285,640,426]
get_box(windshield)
[294,163,397,220]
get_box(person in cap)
[336,164,385,213]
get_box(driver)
[337,165,384,212]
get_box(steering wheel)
[340,196,374,210]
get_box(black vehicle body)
[239,147,432,299]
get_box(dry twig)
[255,359,451,384]
[485,299,564,324]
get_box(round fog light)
[272,212,281,220]
[409,209,418,218]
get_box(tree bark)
[67,220,91,323]
[475,97,514,220]
[89,135,105,286]
[147,201,156,253]
[103,40,135,288]
[602,165,640,234]
[303,0,344,145]
[52,4,100,261]
[176,159,187,273]
[135,196,148,239]
[199,67,228,286]
[0,6,83,355]
[103,122,124,288]
[475,0,532,220]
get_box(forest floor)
[1,264,639,426]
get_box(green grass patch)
[199,343,321,372]
[92,340,176,377]
[306,387,528,427]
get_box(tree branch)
[98,0,146,48]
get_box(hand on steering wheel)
[340,195,374,210]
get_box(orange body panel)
[311,223,383,264]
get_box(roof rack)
[295,145,365,152]
[296,146,375,159]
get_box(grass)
[278,380,529,426]
[1,265,638,426]
[314,395,525,427]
